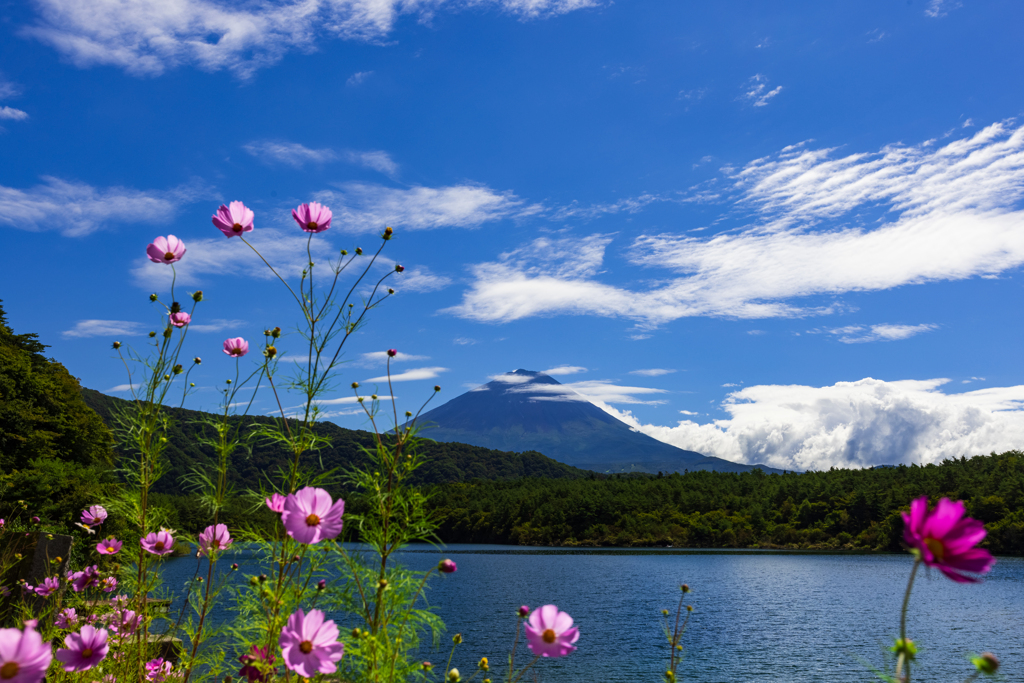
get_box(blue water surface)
[161,546,1024,682]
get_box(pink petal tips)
[55,625,109,672]
[280,487,344,544]
[524,605,579,658]
[224,337,249,357]
[146,236,186,264]
[279,608,344,678]
[140,530,175,556]
[292,202,332,233]
[0,623,53,683]
[902,496,996,583]
[198,524,233,557]
[81,505,107,527]
[169,312,191,328]
[213,201,255,238]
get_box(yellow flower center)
[299,640,314,654]
[106,546,115,553]
[155,541,165,551]
[1,662,20,679]
[307,221,318,230]
[164,251,175,261]
[306,514,321,527]
[82,648,93,658]
[542,629,557,644]
[233,223,243,232]
[925,537,945,561]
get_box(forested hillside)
[425,453,1024,554]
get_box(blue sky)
[3,0,1024,471]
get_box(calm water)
[162,546,1024,682]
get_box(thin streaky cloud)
[360,351,429,364]
[812,323,937,344]
[187,319,247,333]
[629,368,676,377]
[511,379,669,405]
[243,141,398,175]
[0,77,20,99]
[63,319,146,338]
[543,365,588,376]
[364,366,448,383]
[106,383,138,393]
[0,107,28,121]
[742,74,782,107]
[346,70,373,86]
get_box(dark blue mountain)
[414,369,783,475]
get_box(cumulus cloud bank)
[605,378,1024,471]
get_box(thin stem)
[895,558,921,682]
[240,236,303,308]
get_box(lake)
[161,546,1024,682]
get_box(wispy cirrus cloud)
[346,70,373,86]
[606,378,1024,471]
[449,121,1024,327]
[364,366,448,383]
[63,319,146,338]
[0,177,206,237]
[360,351,429,364]
[23,0,597,79]
[509,378,668,405]
[629,368,676,377]
[543,365,588,376]
[318,182,540,233]
[741,74,782,107]
[812,323,938,344]
[243,141,399,176]
[0,107,28,121]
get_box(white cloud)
[360,351,428,364]
[243,141,398,175]
[345,150,398,176]
[721,383,740,388]
[23,0,595,79]
[0,107,28,121]
[346,70,373,86]
[63,319,145,338]
[741,74,782,107]
[630,368,676,377]
[394,266,452,292]
[605,378,1024,471]
[0,177,203,237]
[543,365,587,376]
[187,318,246,333]
[106,383,138,392]
[364,366,447,382]
[453,337,476,345]
[679,410,699,416]
[510,379,668,405]
[925,0,961,18]
[0,76,20,99]
[813,323,937,344]
[310,395,395,405]
[489,373,534,384]
[449,121,1024,326]
[318,182,537,233]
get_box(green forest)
[2,300,1022,555]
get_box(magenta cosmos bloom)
[212,201,255,238]
[239,644,276,682]
[265,493,286,513]
[279,608,344,678]
[437,559,457,574]
[141,530,175,556]
[169,311,191,328]
[97,538,122,555]
[199,524,233,556]
[902,496,995,583]
[33,577,59,598]
[292,202,332,233]
[55,625,109,672]
[0,623,53,683]
[281,487,344,544]
[524,605,579,658]
[223,337,249,357]
[146,236,186,265]
[145,658,173,682]
[81,505,107,527]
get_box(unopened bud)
[272,327,281,338]
[163,374,171,381]
[264,346,277,358]
[192,290,203,302]
[395,264,404,273]
[388,288,395,294]
[478,657,488,671]
[170,301,181,313]
[890,638,916,659]
[355,247,363,255]
[112,341,122,349]
[387,348,397,357]
[517,605,529,618]
[172,364,183,375]
[226,379,232,385]
[149,331,157,338]
[452,633,462,644]
[422,662,433,671]
[231,563,238,570]
[681,584,690,593]
[190,383,195,387]
[438,559,457,574]
[371,394,378,400]
[258,574,267,583]
[448,668,460,682]
[341,249,348,256]
[149,293,158,302]
[661,609,669,616]
[351,382,359,389]
[193,356,202,364]
[163,328,172,339]
[665,671,675,680]
[317,579,326,591]
[434,385,441,392]
[973,652,999,675]
[357,397,364,403]
[405,411,412,417]
[352,628,362,639]
[378,579,388,589]
[382,226,393,240]
[686,605,693,612]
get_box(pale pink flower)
[101,577,118,593]
[33,577,59,598]
[97,538,122,555]
[223,338,249,357]
[140,530,175,556]
[55,608,78,629]
[212,201,255,238]
[903,496,996,583]
[279,608,344,677]
[265,493,286,513]
[169,311,191,328]
[110,610,140,636]
[199,524,233,556]
[280,487,344,544]
[291,202,332,233]
[0,622,53,683]
[55,625,109,672]
[524,605,579,658]
[146,236,186,265]
[81,505,107,527]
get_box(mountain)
[412,370,784,474]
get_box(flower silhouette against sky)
[146,236,186,264]
[213,201,255,238]
[292,202,332,233]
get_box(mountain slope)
[413,370,783,474]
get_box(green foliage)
[0,300,115,527]
[426,453,1024,554]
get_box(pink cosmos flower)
[55,625,109,672]
[140,530,175,556]
[524,605,579,658]
[279,608,344,678]
[69,566,100,592]
[438,559,457,574]
[199,524,233,556]
[280,487,344,545]
[55,608,78,629]
[33,577,60,598]
[292,202,332,233]
[145,657,173,682]
[238,645,276,682]
[97,538,122,555]
[81,506,107,527]
[0,623,52,683]
[110,609,141,637]
[223,338,249,357]
[169,311,191,328]
[902,496,996,583]
[265,493,286,513]
[146,236,186,265]
[100,577,118,593]
[212,201,255,238]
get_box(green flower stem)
[896,558,921,682]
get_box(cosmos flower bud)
[149,331,157,338]
[681,584,690,593]
[395,264,404,272]
[163,374,171,381]
[661,609,670,616]
[355,247,363,255]
[665,671,675,680]
[231,563,238,570]
[378,579,388,589]
[972,652,999,675]
[452,634,462,644]
[387,349,397,357]
[371,394,378,400]
[686,605,693,612]
[434,385,441,392]
[351,382,359,389]
[405,411,412,417]
[192,290,203,302]
[891,638,916,659]
[517,605,529,618]
[422,662,432,671]
[317,579,326,591]
[383,226,393,239]
[388,288,395,294]
[162,329,172,338]
[272,327,281,338]
[357,397,364,403]
[170,301,182,313]
[172,364,183,375]
[193,357,202,364]
[352,628,362,639]
[149,293,158,302]
[448,669,460,682]
[264,346,277,358]
[438,559,457,574]
[478,657,488,671]
[341,249,348,256]
[112,341,121,349]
